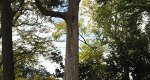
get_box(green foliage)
[0,0,64,79]
[10,17,64,78]
[78,0,108,79]
[52,21,66,40]
[93,0,150,79]
[76,0,150,79]
[79,40,106,79]
[7,25,63,79]
[79,40,103,61]
[2,0,150,79]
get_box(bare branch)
[79,34,97,51]
[79,34,92,48]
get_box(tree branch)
[34,0,66,20]
[13,0,25,15]
[79,34,94,49]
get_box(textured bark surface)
[64,0,80,80]
[64,20,79,80]
[35,0,81,79]
[1,0,15,80]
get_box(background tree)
[0,9,64,79]
[1,0,15,79]
[1,0,64,79]
[93,0,150,79]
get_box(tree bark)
[64,0,80,80]
[35,0,81,79]
[1,0,15,80]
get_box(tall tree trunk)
[1,0,15,80]
[35,0,81,79]
[64,0,80,80]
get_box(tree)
[1,0,65,79]
[1,0,15,79]
[0,11,64,79]
[35,0,81,79]
[1,0,27,79]
[93,0,150,79]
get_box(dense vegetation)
[1,0,150,80]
